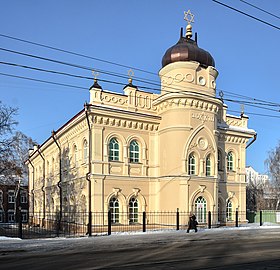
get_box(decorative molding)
[113,188,122,197]
[199,185,206,193]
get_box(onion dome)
[162,11,215,68]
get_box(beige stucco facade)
[27,25,256,226]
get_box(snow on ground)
[0,223,280,254]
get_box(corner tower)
[155,10,223,177]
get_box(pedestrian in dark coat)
[187,214,198,233]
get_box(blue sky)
[0,0,279,173]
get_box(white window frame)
[20,192,27,204]
[109,138,120,161]
[83,140,88,164]
[109,197,119,223]
[129,140,139,163]
[227,151,234,171]
[195,196,207,223]
[206,154,211,176]
[8,190,15,204]
[188,153,196,175]
[129,197,138,223]
[8,210,15,223]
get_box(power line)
[240,0,280,20]
[0,72,88,90]
[2,60,280,113]
[212,0,280,30]
[0,47,161,88]
[0,33,158,76]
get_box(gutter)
[51,130,62,227]
[84,103,92,236]
[38,146,46,225]
[27,158,35,222]
[246,133,257,149]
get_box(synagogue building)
[27,12,256,227]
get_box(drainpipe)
[85,103,92,236]
[52,130,62,227]
[27,158,35,224]
[246,134,257,149]
[38,146,46,226]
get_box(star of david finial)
[92,70,99,81]
[184,10,195,25]
[128,69,134,84]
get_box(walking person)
[187,213,198,233]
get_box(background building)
[27,13,256,227]
[0,176,28,223]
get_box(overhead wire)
[0,33,159,76]
[212,0,280,30]
[240,0,280,20]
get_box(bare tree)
[266,141,280,210]
[0,101,18,177]
[0,102,36,182]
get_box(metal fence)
[1,210,279,239]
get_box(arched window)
[218,150,222,171]
[206,154,211,176]
[226,200,233,221]
[227,151,234,171]
[195,196,207,223]
[129,197,138,223]
[109,197,119,223]
[188,153,196,175]
[83,140,88,163]
[109,138,119,161]
[52,157,55,175]
[73,145,78,167]
[129,140,139,163]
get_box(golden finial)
[184,10,194,39]
[128,69,134,84]
[92,70,99,83]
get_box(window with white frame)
[129,140,139,163]
[73,145,78,167]
[226,200,233,221]
[109,197,119,223]
[195,196,207,223]
[8,190,15,203]
[21,210,28,222]
[83,140,88,163]
[109,138,119,161]
[206,154,211,176]
[188,153,196,175]
[20,191,27,204]
[129,197,138,223]
[227,151,234,171]
[8,210,15,223]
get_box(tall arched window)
[73,145,78,167]
[206,154,211,176]
[109,197,119,223]
[129,197,138,223]
[195,196,207,223]
[109,138,119,161]
[227,151,234,171]
[52,157,55,175]
[129,140,139,163]
[226,200,233,221]
[83,140,88,163]
[218,150,222,171]
[188,153,196,175]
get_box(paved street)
[1,227,280,269]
